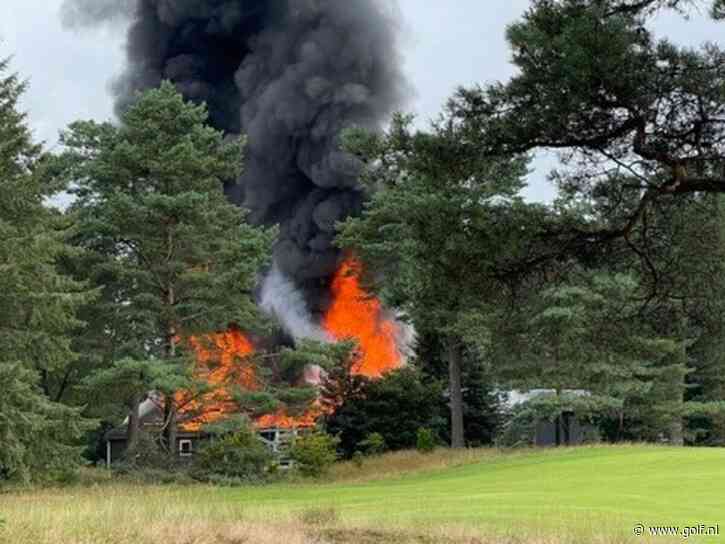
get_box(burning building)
[104,266,405,464]
[74,0,413,460]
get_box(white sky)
[1,1,722,202]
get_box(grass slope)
[229,445,725,539]
[1,445,723,543]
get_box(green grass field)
[2,445,723,543]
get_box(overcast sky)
[1,1,722,202]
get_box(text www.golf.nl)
[633,523,720,539]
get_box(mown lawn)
[1,445,723,543]
[225,445,725,539]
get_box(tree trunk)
[669,418,684,446]
[554,389,561,447]
[164,326,179,460]
[126,393,142,459]
[668,305,687,446]
[165,397,178,459]
[447,342,465,449]
[617,410,625,443]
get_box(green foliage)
[452,0,725,201]
[415,428,437,453]
[279,339,356,374]
[415,331,504,447]
[113,466,196,486]
[352,451,365,468]
[443,0,725,447]
[0,58,94,483]
[60,82,275,346]
[84,357,191,409]
[497,406,537,448]
[338,112,553,447]
[290,429,339,478]
[56,81,275,452]
[0,363,92,483]
[339,115,529,334]
[501,270,685,441]
[115,431,167,470]
[714,0,725,18]
[323,366,446,458]
[192,425,271,483]
[358,432,387,456]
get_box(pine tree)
[0,58,92,482]
[337,114,533,447]
[58,82,276,457]
[517,270,682,444]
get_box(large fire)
[179,331,322,431]
[177,329,256,431]
[180,257,401,431]
[322,257,402,378]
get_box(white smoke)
[393,315,416,363]
[260,265,330,342]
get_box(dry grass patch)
[325,445,637,484]
[327,447,503,483]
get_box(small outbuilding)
[505,389,596,447]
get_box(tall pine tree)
[0,58,92,482]
[58,82,275,457]
[338,114,533,447]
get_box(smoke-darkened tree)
[61,0,408,327]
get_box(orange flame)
[255,409,321,429]
[179,330,321,431]
[177,329,257,431]
[179,256,400,431]
[323,256,402,378]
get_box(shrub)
[290,429,339,477]
[117,431,168,470]
[581,426,603,444]
[192,426,271,483]
[50,468,81,487]
[323,367,446,457]
[111,431,186,481]
[496,407,537,448]
[416,427,436,453]
[358,432,387,456]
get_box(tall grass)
[0,446,689,544]
[327,447,503,482]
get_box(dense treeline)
[3,0,725,483]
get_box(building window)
[179,439,193,457]
[259,430,277,443]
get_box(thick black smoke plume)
[62,0,407,326]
